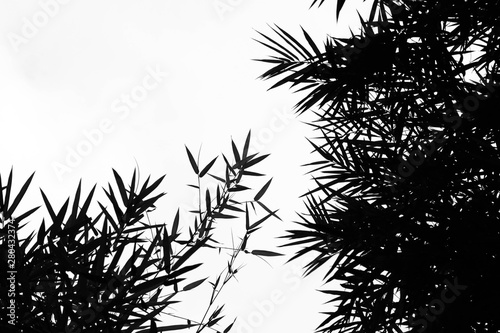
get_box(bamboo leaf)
[199,157,218,178]
[162,228,172,274]
[242,170,265,177]
[7,171,35,217]
[167,263,203,280]
[68,179,82,223]
[212,212,238,219]
[104,185,124,224]
[245,203,250,230]
[37,219,45,245]
[3,168,13,217]
[185,145,199,175]
[222,154,236,176]
[206,189,211,216]
[251,249,284,257]
[223,204,244,213]
[137,324,195,332]
[183,277,207,291]
[301,26,322,58]
[216,185,221,206]
[15,206,40,224]
[171,209,180,239]
[209,173,226,183]
[78,184,96,221]
[254,178,273,201]
[129,276,168,297]
[336,0,347,19]
[136,174,166,203]
[130,169,137,201]
[242,130,251,159]
[231,139,241,163]
[245,154,270,168]
[39,190,58,227]
[241,234,248,251]
[112,168,129,206]
[253,30,298,61]
[249,209,279,233]
[274,24,313,60]
[228,185,251,192]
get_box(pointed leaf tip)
[231,139,241,163]
[183,277,207,291]
[200,156,218,178]
[251,249,284,257]
[254,178,273,201]
[243,130,252,159]
[185,145,199,175]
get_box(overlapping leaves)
[259,0,500,332]
[0,132,281,333]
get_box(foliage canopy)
[0,132,281,333]
[258,0,500,332]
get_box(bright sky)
[0,1,371,332]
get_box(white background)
[0,1,370,332]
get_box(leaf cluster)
[258,0,500,332]
[0,132,281,333]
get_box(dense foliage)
[0,132,281,333]
[258,0,500,332]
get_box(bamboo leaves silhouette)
[0,133,281,333]
[258,0,500,332]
